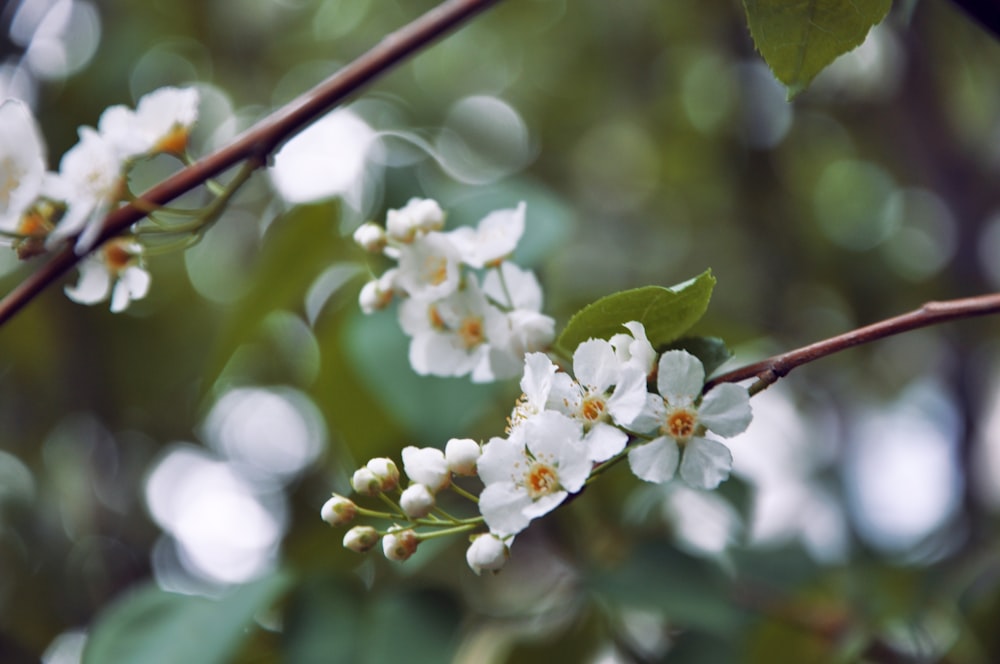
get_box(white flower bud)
[386,198,445,242]
[351,467,380,496]
[401,446,451,493]
[466,533,509,575]
[320,494,357,526]
[400,484,436,518]
[366,457,400,492]
[382,527,419,561]
[343,525,379,553]
[352,221,387,252]
[445,438,481,476]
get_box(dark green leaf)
[742,0,891,97]
[556,270,716,356]
[83,571,292,664]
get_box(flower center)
[428,304,446,329]
[580,395,606,423]
[457,316,484,349]
[664,407,697,442]
[103,240,134,274]
[524,461,560,499]
[423,255,448,286]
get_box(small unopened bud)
[445,438,481,476]
[320,494,357,526]
[366,457,400,492]
[386,198,445,242]
[466,533,509,575]
[358,269,398,314]
[351,467,380,496]
[400,484,435,518]
[353,221,387,252]
[343,525,379,553]
[401,446,450,493]
[382,527,419,561]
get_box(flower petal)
[698,383,752,437]
[679,437,733,490]
[479,482,533,537]
[656,350,704,403]
[627,437,679,483]
[573,338,619,391]
[583,422,628,463]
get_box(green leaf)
[742,0,891,97]
[556,270,716,356]
[83,571,293,664]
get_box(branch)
[0,0,504,327]
[705,293,1000,394]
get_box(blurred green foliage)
[2,0,1000,663]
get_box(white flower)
[477,410,590,537]
[449,201,525,268]
[343,525,379,553]
[466,533,510,575]
[394,231,462,300]
[352,221,387,252]
[358,268,399,314]
[51,127,125,252]
[385,198,445,242]
[398,277,508,381]
[0,99,47,232]
[445,438,481,476]
[549,338,649,462]
[609,321,658,379]
[320,494,357,526]
[400,483,436,518]
[350,466,380,496]
[482,261,543,311]
[98,86,199,158]
[626,350,752,489]
[365,457,400,492]
[481,263,556,378]
[64,238,151,312]
[507,352,558,431]
[401,446,450,493]
[382,527,419,561]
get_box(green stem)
[449,482,480,504]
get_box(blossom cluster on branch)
[0,87,200,311]
[321,199,754,574]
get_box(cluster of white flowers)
[353,198,555,382]
[0,87,199,311]
[321,314,754,575]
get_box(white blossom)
[445,438,481,476]
[98,86,199,158]
[478,411,590,537]
[0,99,47,232]
[466,533,510,574]
[507,352,558,431]
[365,457,400,492]
[549,338,649,462]
[385,197,445,242]
[400,483,436,518]
[394,231,462,300]
[352,221,387,252]
[626,350,752,489]
[343,525,379,553]
[401,445,451,493]
[64,238,150,312]
[382,527,419,561]
[449,201,525,268]
[320,494,357,526]
[609,321,658,379]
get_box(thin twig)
[704,294,1000,394]
[0,0,503,327]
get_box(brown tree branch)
[0,0,503,327]
[705,293,1000,395]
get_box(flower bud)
[366,457,400,492]
[343,525,379,553]
[382,527,419,562]
[351,467,380,496]
[353,221,387,252]
[445,438,481,476]
[466,533,509,575]
[400,484,435,518]
[386,198,445,242]
[320,494,357,526]
[401,446,450,493]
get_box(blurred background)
[2,0,1000,662]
